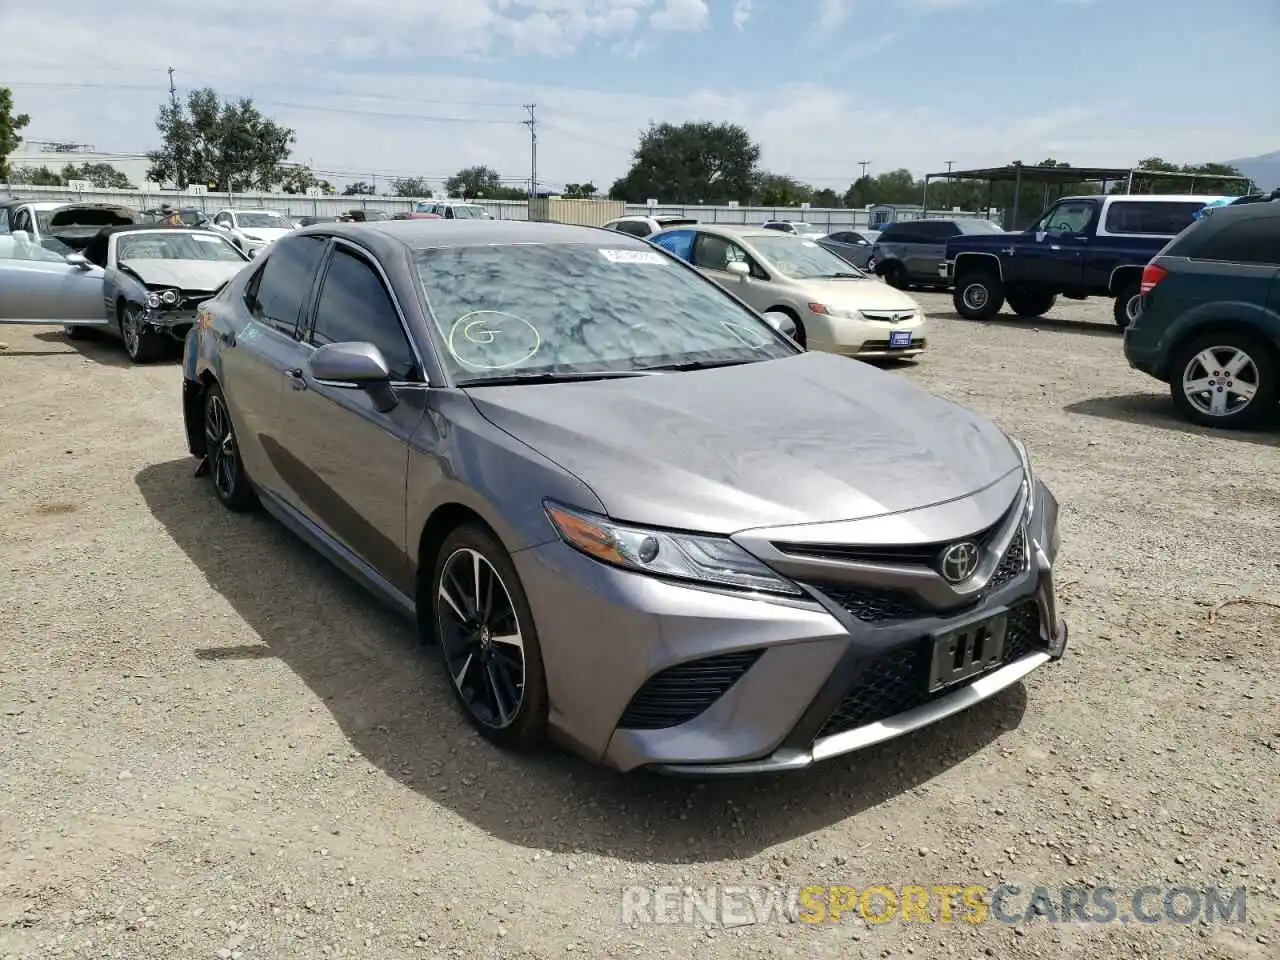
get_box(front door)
[691,232,771,312]
[275,239,427,592]
[1009,199,1095,288]
[0,241,110,325]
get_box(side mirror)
[726,260,750,278]
[763,311,797,339]
[65,253,91,269]
[308,341,399,411]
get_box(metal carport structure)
[921,162,1256,229]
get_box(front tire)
[430,524,548,749]
[1170,331,1277,430]
[953,270,1005,320]
[1005,289,1058,319]
[882,261,908,289]
[1113,280,1141,330]
[120,303,163,363]
[203,384,256,511]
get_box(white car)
[761,220,827,240]
[412,200,494,220]
[209,208,295,253]
[602,214,698,239]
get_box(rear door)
[908,221,955,279]
[221,232,330,497]
[0,238,110,325]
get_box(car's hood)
[118,259,245,289]
[798,278,921,312]
[466,351,1020,535]
[237,227,292,241]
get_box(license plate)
[888,330,913,348]
[927,611,1008,693]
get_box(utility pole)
[945,160,954,178]
[858,161,870,180]
[522,104,538,200]
[167,66,184,189]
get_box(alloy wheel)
[436,548,526,729]
[1125,294,1142,323]
[1181,345,1259,419]
[204,392,239,501]
[121,306,141,357]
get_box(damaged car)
[0,223,252,363]
[4,199,139,253]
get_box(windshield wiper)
[812,272,864,279]
[636,358,759,372]
[456,370,659,387]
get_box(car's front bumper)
[143,306,200,337]
[810,314,928,359]
[513,480,1065,774]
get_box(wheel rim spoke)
[1183,346,1257,417]
[436,547,526,730]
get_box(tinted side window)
[309,246,418,381]
[1105,201,1203,235]
[1196,217,1280,266]
[651,229,695,261]
[614,221,651,238]
[915,221,955,240]
[246,234,327,336]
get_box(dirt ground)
[1,295,1277,960]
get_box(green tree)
[0,87,31,182]
[608,121,761,204]
[60,162,135,189]
[10,165,63,186]
[562,181,598,199]
[146,88,295,192]
[277,165,335,195]
[391,176,432,197]
[753,173,813,206]
[446,165,501,197]
[1125,157,1248,195]
[811,187,841,208]
[342,180,377,196]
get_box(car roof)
[1198,200,1280,224]
[296,218,652,252]
[1060,194,1235,205]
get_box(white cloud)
[2,0,1271,195]
[814,0,849,31]
[732,0,753,31]
[648,0,710,31]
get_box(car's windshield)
[415,242,796,383]
[236,212,291,228]
[790,222,819,233]
[451,205,488,219]
[748,234,867,278]
[117,231,246,262]
[956,219,1005,234]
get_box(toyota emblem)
[939,541,980,583]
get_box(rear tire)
[953,270,1005,321]
[1113,280,1141,331]
[882,261,908,289]
[1169,331,1278,430]
[1005,289,1058,319]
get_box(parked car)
[941,194,1233,328]
[345,209,390,222]
[179,218,1066,773]
[297,215,339,227]
[412,200,493,220]
[1123,200,1280,429]
[140,206,214,228]
[761,220,826,239]
[650,224,928,358]
[0,223,251,361]
[208,208,295,253]
[868,219,1006,290]
[601,215,698,239]
[3,199,139,252]
[818,229,880,269]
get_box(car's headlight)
[1009,436,1036,520]
[161,289,179,306]
[146,292,161,308]
[807,302,861,319]
[544,502,802,596]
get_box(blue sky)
[5,0,1278,192]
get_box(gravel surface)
[1,296,1277,960]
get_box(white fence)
[0,183,995,231]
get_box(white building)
[6,150,154,187]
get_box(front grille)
[816,600,1045,739]
[859,338,927,351]
[988,529,1027,590]
[617,649,763,730]
[804,582,932,623]
[774,506,1013,567]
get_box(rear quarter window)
[1192,215,1280,265]
[1104,201,1204,236]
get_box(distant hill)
[1225,150,1280,191]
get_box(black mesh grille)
[859,338,928,351]
[805,583,932,623]
[988,529,1027,590]
[617,649,764,730]
[816,600,1045,740]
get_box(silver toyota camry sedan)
[180,219,1067,774]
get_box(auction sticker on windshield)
[599,248,668,264]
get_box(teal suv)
[1124,200,1280,430]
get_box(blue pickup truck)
[939,194,1232,328]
